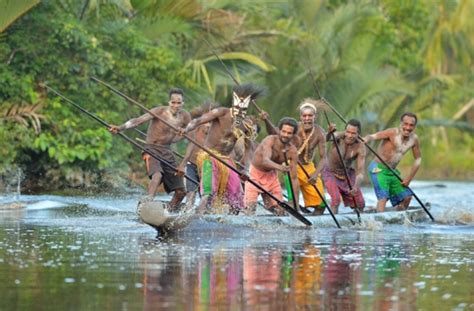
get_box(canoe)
[137,201,431,233]
[0,201,26,210]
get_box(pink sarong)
[244,165,283,207]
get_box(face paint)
[231,92,251,124]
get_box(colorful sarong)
[244,165,283,207]
[368,161,412,206]
[297,162,324,207]
[196,151,243,210]
[322,166,365,209]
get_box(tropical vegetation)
[0,0,472,192]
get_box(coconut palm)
[0,0,40,33]
[254,1,414,132]
[415,0,474,146]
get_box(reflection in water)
[324,237,360,310]
[1,181,473,310]
[131,230,474,310]
[1,224,473,310]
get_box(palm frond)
[0,103,45,134]
[0,0,40,33]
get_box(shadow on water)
[0,181,473,309]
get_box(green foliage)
[0,0,40,32]
[0,2,196,190]
[1,0,472,192]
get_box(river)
[1,181,473,310]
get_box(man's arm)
[287,147,300,210]
[176,132,197,176]
[259,111,278,135]
[255,138,288,172]
[402,136,421,187]
[353,143,367,190]
[171,111,192,143]
[363,128,395,143]
[326,131,344,142]
[325,123,337,141]
[184,108,224,133]
[309,127,327,183]
[109,108,159,134]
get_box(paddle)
[90,76,312,226]
[43,85,200,188]
[296,161,341,228]
[322,111,362,223]
[283,149,299,212]
[307,72,435,222]
[203,38,265,115]
[202,42,341,227]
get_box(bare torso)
[188,124,210,164]
[327,134,364,175]
[376,128,418,168]
[252,135,297,171]
[202,108,239,155]
[146,107,191,145]
[294,124,326,164]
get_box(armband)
[123,120,133,130]
[414,158,421,166]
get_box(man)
[244,117,300,216]
[323,119,366,214]
[181,84,263,213]
[231,116,261,173]
[294,99,327,215]
[177,103,213,206]
[109,88,191,211]
[364,112,421,212]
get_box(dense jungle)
[0,0,472,193]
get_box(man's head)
[231,84,264,122]
[168,88,184,115]
[344,119,361,144]
[400,112,417,137]
[298,99,320,131]
[278,117,298,144]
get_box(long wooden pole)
[44,85,200,187]
[296,162,341,228]
[307,70,434,222]
[202,41,343,227]
[91,76,312,226]
[322,111,361,223]
[283,150,299,211]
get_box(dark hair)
[400,112,417,124]
[232,83,265,100]
[346,119,361,133]
[169,88,184,99]
[278,117,298,133]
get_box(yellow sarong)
[297,162,325,207]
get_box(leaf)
[0,0,40,33]
[205,52,274,72]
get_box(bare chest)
[391,134,415,155]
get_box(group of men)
[109,84,421,216]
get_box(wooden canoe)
[138,201,431,233]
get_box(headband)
[300,102,317,113]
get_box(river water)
[1,181,473,310]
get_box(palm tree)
[75,0,274,98]
[0,0,40,33]
[417,0,474,146]
[255,1,413,131]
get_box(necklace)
[297,127,314,163]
